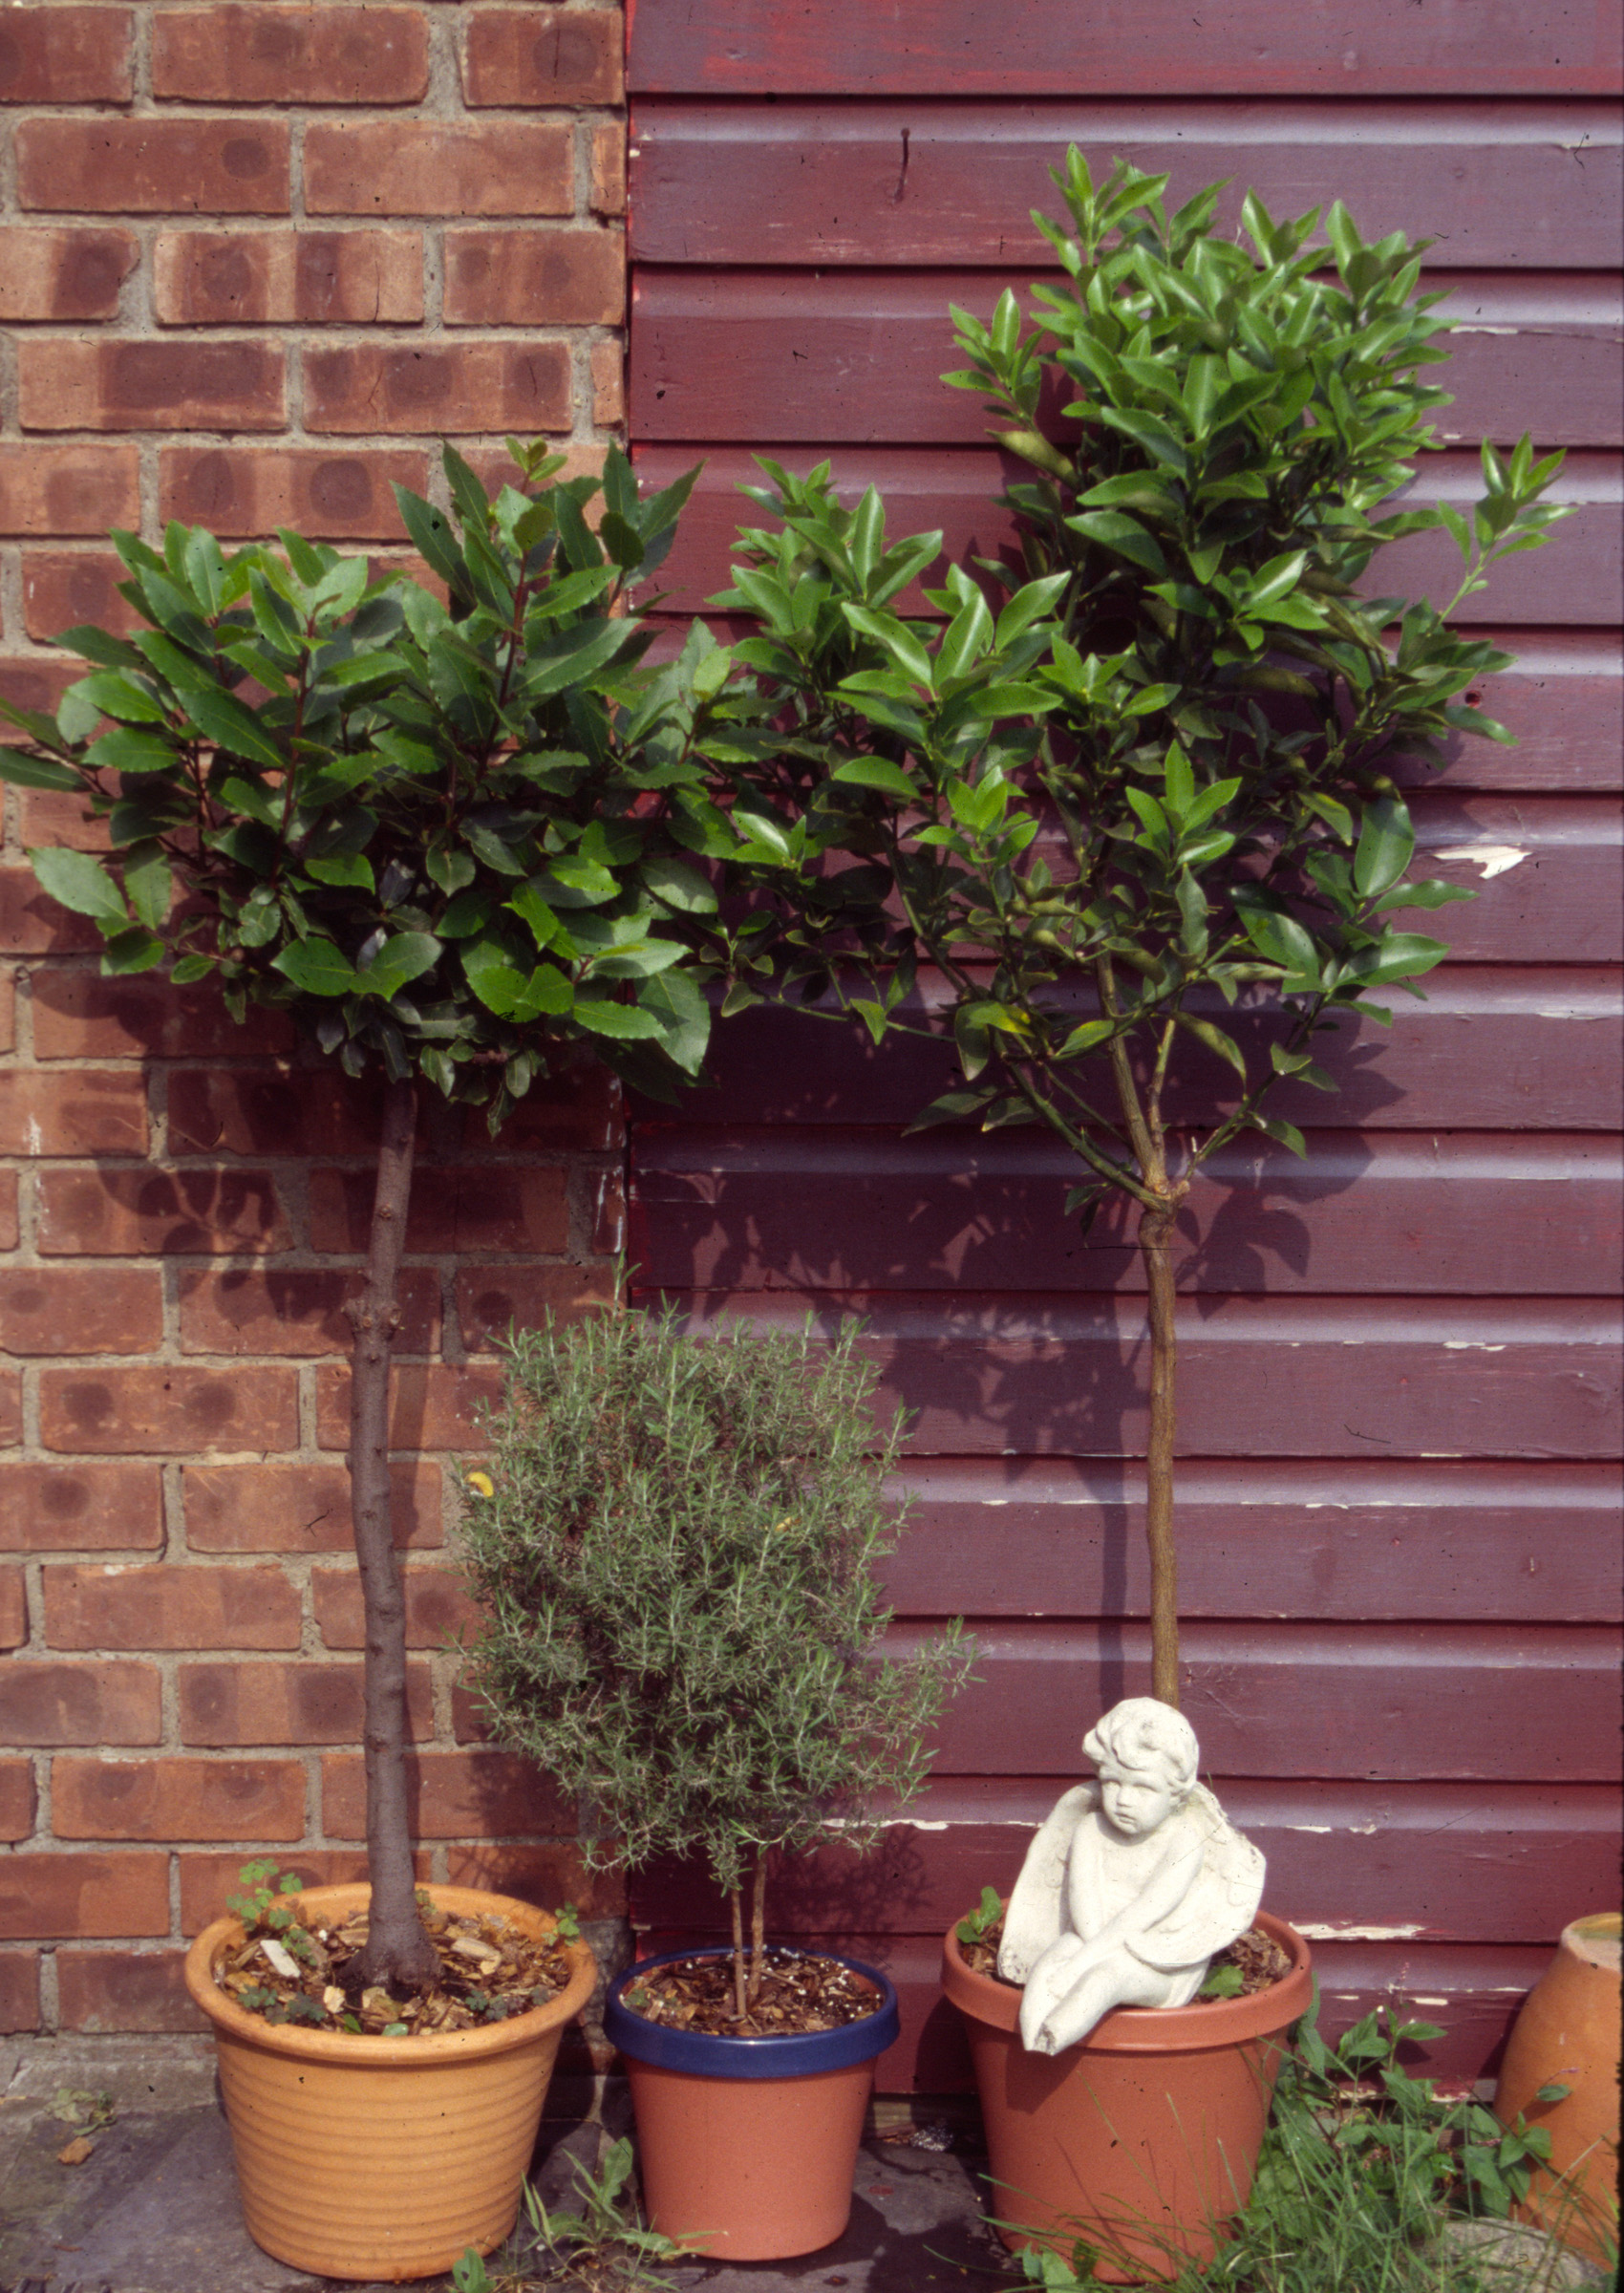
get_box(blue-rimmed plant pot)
[604,1945,900,2260]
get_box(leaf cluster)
[457,1308,973,1898]
[1,441,745,1125]
[713,160,1571,1209]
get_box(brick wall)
[0,1,630,2040]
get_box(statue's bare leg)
[1017,1934,1091,2052]
[1031,1953,1174,2056]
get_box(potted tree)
[0,439,743,2282]
[712,159,1570,2275]
[456,1302,974,2260]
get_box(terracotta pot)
[943,1908,1314,2282]
[1494,1911,1621,2264]
[603,1944,900,2260]
[183,1881,595,2283]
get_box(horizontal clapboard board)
[631,269,1624,450]
[875,1457,1623,1622]
[631,1130,1623,1298]
[630,444,1624,624]
[646,1293,1623,1460]
[629,102,1624,271]
[636,1780,1623,1939]
[886,1619,1622,1778]
[683,968,1624,1132]
[630,2,1624,98]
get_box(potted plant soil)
[1,439,742,2281]
[714,159,1570,2277]
[457,1303,974,2261]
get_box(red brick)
[0,1762,37,1842]
[154,5,429,102]
[43,1561,302,1650]
[463,8,622,105]
[0,656,80,740]
[316,1363,501,1453]
[305,121,571,219]
[312,1566,481,1650]
[178,1266,438,1356]
[0,228,139,323]
[38,1363,297,1455]
[183,1460,441,1552]
[179,1658,432,1747]
[160,444,427,542]
[0,969,13,1054]
[0,1366,20,1446]
[0,1463,164,1554]
[0,1661,161,1747]
[481,1061,619,1151]
[53,1754,306,1842]
[22,549,144,644]
[447,1841,626,1918]
[310,1165,567,1254]
[0,1851,169,1939]
[0,8,133,103]
[0,1952,40,2032]
[36,1168,288,1258]
[591,336,624,427]
[590,120,626,218]
[444,226,623,327]
[1,1268,163,1359]
[170,1062,383,1155]
[0,1069,148,1157]
[31,973,294,1060]
[154,228,423,326]
[0,444,140,538]
[19,339,286,435]
[57,1948,203,2034]
[304,340,571,436]
[323,1747,571,1839]
[14,784,112,849]
[0,865,99,955]
[459,1263,614,1353]
[0,1569,25,1649]
[17,119,291,218]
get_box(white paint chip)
[1435,844,1529,878]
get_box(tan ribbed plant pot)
[183,1882,595,2284]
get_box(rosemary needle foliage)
[458,1308,973,1939]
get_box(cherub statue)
[997,1698,1265,2055]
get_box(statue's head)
[1082,1699,1200,1838]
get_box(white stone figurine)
[997,1698,1265,2056]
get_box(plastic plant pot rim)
[605,1944,901,2079]
[942,1905,1314,2054]
[183,1881,596,2068]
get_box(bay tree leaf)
[28,846,128,924]
[272,938,359,996]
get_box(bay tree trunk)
[1138,1201,1182,1710]
[348,1076,441,1995]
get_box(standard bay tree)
[2,440,743,1993]
[716,161,1570,1711]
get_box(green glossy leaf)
[830,757,919,801]
[0,748,82,791]
[182,685,286,772]
[571,995,664,1040]
[29,846,129,924]
[271,938,360,996]
[85,727,179,777]
[642,855,717,914]
[356,931,442,1000]
[1353,795,1416,901]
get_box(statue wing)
[996,1784,1098,1982]
[1125,1789,1266,1972]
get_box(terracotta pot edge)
[183,1880,596,2066]
[942,1907,1314,2052]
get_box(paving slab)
[0,2041,1016,2293]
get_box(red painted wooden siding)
[626,1,1624,2088]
